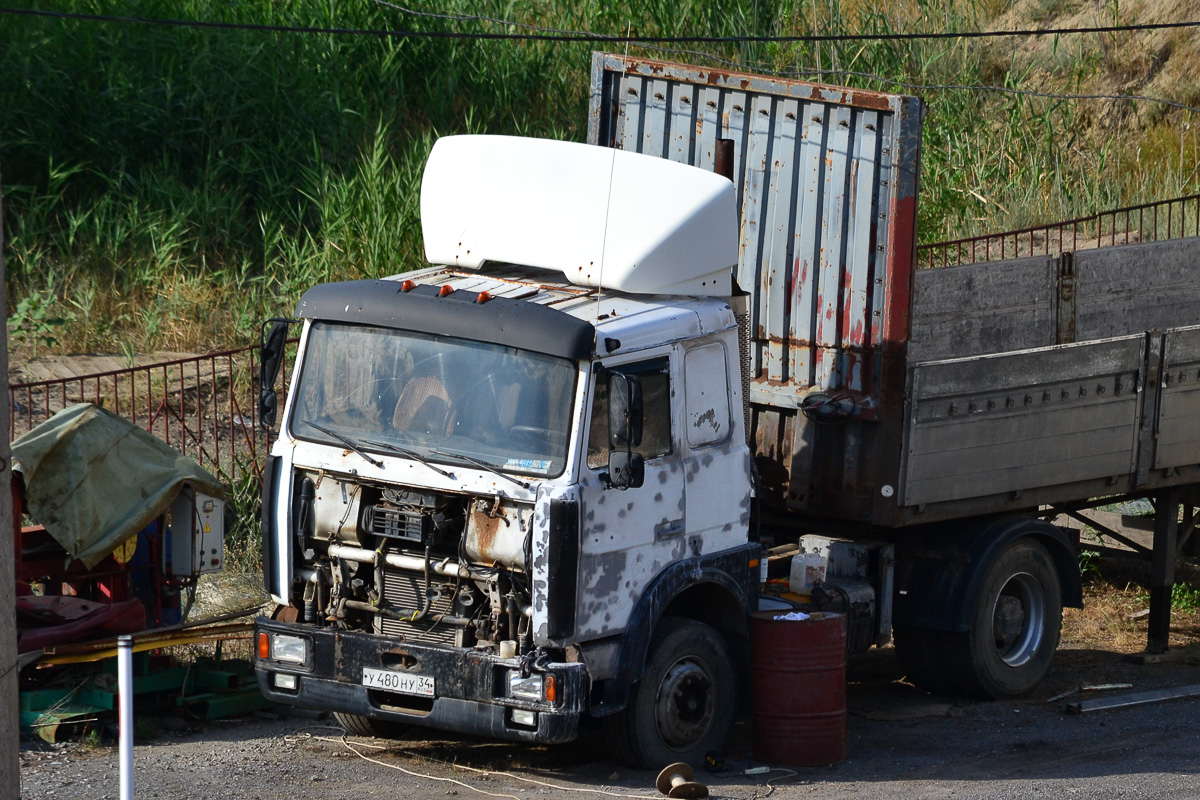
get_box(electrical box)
[168,484,225,576]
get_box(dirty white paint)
[681,334,751,551]
[266,252,752,644]
[574,344,688,640]
[683,341,732,448]
[421,135,739,297]
[530,483,580,645]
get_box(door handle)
[654,518,685,539]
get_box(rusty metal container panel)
[590,54,922,402]
[589,54,923,524]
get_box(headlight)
[508,673,544,701]
[271,633,308,664]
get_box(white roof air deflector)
[421,135,738,296]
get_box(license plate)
[362,667,435,697]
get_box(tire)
[941,539,1063,699]
[333,711,411,739]
[892,623,952,694]
[602,618,736,769]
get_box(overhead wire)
[4,5,1198,113]
[363,1,1200,114]
[3,5,1200,43]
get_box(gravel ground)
[20,646,1200,800]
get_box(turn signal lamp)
[544,675,557,704]
[257,632,270,659]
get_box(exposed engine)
[290,470,535,653]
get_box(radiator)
[375,567,462,647]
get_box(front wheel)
[942,539,1063,699]
[603,618,736,769]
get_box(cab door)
[573,347,688,639]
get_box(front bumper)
[254,618,588,744]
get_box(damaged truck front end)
[255,280,595,741]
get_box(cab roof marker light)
[400,279,416,292]
[439,285,455,296]
[476,291,493,304]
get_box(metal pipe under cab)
[326,543,475,578]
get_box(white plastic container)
[790,550,828,593]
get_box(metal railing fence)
[918,194,1200,268]
[8,343,294,482]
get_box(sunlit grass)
[3,0,1199,356]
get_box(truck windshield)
[291,322,578,478]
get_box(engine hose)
[409,543,435,623]
[506,595,519,650]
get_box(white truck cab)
[255,135,761,765]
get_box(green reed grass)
[1,0,776,354]
[2,0,1198,356]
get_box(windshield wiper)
[301,421,383,469]
[430,450,531,490]
[361,438,456,480]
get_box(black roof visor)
[294,279,595,360]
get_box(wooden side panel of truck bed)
[900,236,1200,523]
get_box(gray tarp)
[12,403,225,568]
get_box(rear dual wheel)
[895,539,1062,699]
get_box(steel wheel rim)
[991,571,1045,667]
[653,657,716,749]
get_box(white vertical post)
[118,635,134,800]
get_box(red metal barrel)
[749,610,847,766]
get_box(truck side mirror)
[605,372,644,489]
[608,373,643,448]
[606,450,645,490]
[259,319,292,429]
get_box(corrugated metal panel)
[589,53,923,409]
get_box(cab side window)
[684,343,731,448]
[587,357,672,469]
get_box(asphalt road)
[19,647,1200,800]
